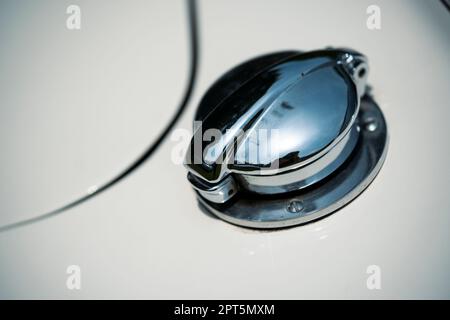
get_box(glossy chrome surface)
[237,124,360,195]
[185,48,387,227]
[187,173,237,204]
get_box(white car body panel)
[0,0,449,299]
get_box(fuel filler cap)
[184,48,388,228]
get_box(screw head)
[287,200,304,213]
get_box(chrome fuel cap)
[185,48,388,229]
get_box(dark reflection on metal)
[0,0,200,232]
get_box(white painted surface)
[0,0,449,299]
